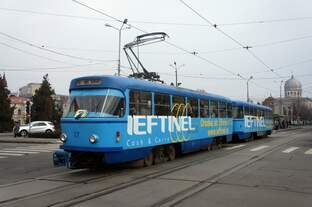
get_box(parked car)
[17,121,55,137]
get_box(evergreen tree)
[31,74,61,127]
[0,73,14,132]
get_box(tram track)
[0,130,301,207]
[0,140,256,206]
[52,131,305,207]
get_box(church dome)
[285,75,302,90]
[284,75,302,97]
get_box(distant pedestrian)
[13,122,20,137]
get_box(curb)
[0,138,61,144]
[273,127,302,134]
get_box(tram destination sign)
[76,79,102,86]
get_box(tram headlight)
[60,133,67,143]
[89,134,98,144]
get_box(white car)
[18,121,55,137]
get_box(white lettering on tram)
[127,116,195,136]
[244,116,265,128]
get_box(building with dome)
[284,75,302,98]
[263,75,312,122]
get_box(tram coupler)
[53,149,69,167]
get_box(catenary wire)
[72,0,247,80]
[179,0,284,79]
[2,7,312,27]
[0,31,117,63]
[0,41,76,65]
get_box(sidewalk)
[0,133,61,144]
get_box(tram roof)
[232,99,272,111]
[69,75,232,102]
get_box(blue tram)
[232,100,273,141]
[53,75,272,168]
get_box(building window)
[17,109,21,115]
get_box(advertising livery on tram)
[53,75,272,168]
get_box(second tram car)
[232,100,273,141]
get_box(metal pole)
[170,62,184,87]
[247,80,249,102]
[247,76,253,102]
[118,29,122,76]
[174,62,177,87]
[280,80,283,115]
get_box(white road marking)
[250,145,269,152]
[225,144,246,150]
[304,149,312,155]
[282,147,299,153]
[0,150,39,154]
[0,156,7,159]
[0,153,24,156]
[16,147,58,150]
[4,148,53,153]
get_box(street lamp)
[280,80,284,115]
[105,19,130,76]
[247,76,253,102]
[169,61,185,87]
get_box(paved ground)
[0,127,311,207]
[0,133,60,144]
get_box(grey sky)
[1,0,312,102]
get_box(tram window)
[219,102,227,118]
[233,106,244,118]
[227,103,232,118]
[232,106,238,118]
[172,96,185,116]
[210,100,218,118]
[129,90,152,115]
[187,98,198,118]
[244,107,250,116]
[154,93,170,116]
[252,107,257,116]
[200,100,209,118]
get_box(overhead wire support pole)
[169,61,185,87]
[105,19,130,76]
[280,80,284,115]
[247,76,253,102]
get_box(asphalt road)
[0,127,311,207]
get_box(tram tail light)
[116,131,120,143]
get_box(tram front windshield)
[63,89,125,118]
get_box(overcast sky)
[1,0,312,102]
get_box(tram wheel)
[249,133,255,141]
[144,152,153,167]
[217,138,222,149]
[207,142,214,151]
[154,146,167,164]
[166,145,176,161]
